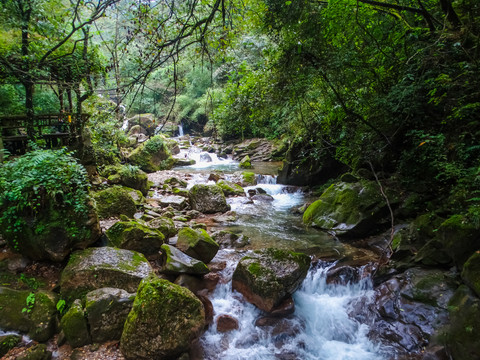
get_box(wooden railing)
[0,113,89,154]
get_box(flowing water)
[174,144,385,360]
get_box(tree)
[0,0,118,137]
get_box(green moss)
[93,186,137,219]
[239,155,253,169]
[60,299,91,348]
[462,251,480,297]
[217,180,244,196]
[242,171,256,185]
[128,135,175,173]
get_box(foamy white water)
[200,255,383,360]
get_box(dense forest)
[0,0,480,359]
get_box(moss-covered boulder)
[211,230,250,249]
[177,227,219,263]
[106,220,165,258]
[160,244,210,275]
[128,135,175,173]
[445,285,480,360]
[461,251,480,297]
[239,155,253,169]
[148,216,177,239]
[120,277,205,360]
[85,288,136,343]
[60,299,91,348]
[241,171,257,186]
[232,248,311,312]
[217,179,245,197]
[0,334,22,357]
[303,180,395,237]
[93,186,137,219]
[103,165,150,196]
[59,247,153,302]
[188,184,230,214]
[0,287,57,342]
[416,215,480,267]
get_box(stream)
[172,141,387,360]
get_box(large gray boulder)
[120,277,205,360]
[85,288,136,343]
[160,244,209,275]
[232,248,311,312]
[59,247,153,301]
[177,227,219,263]
[106,220,165,258]
[303,180,397,237]
[0,287,57,342]
[188,184,230,214]
[158,195,189,210]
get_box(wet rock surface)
[232,248,311,312]
[59,247,153,301]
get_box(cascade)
[178,122,184,136]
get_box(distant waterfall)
[178,123,184,136]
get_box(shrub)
[0,149,91,249]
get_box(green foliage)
[56,299,66,315]
[19,274,40,290]
[0,149,90,247]
[22,292,35,314]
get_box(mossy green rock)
[106,220,165,257]
[461,251,480,297]
[60,299,91,348]
[103,165,150,196]
[164,177,188,188]
[239,155,253,169]
[16,344,52,360]
[217,180,245,196]
[59,247,153,302]
[160,244,209,275]
[211,230,250,249]
[128,135,175,173]
[0,334,22,357]
[241,171,256,186]
[303,180,393,237]
[416,215,480,267]
[148,216,177,239]
[94,186,137,219]
[85,288,136,343]
[188,184,230,214]
[0,287,57,342]
[1,200,100,262]
[177,227,219,263]
[120,277,205,360]
[445,285,480,359]
[232,248,311,312]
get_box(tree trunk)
[439,0,461,28]
[0,133,4,163]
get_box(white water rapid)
[200,255,382,360]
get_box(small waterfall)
[178,123,184,136]
[200,257,382,360]
[256,174,276,184]
[121,118,129,131]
